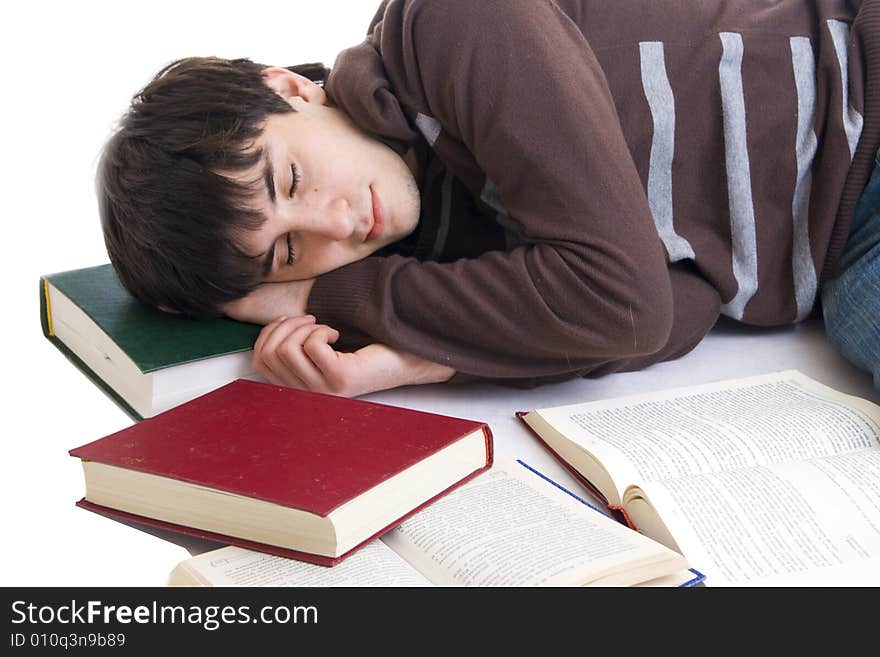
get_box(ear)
[261,67,327,107]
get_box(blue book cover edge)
[514,459,706,587]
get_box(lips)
[367,185,385,241]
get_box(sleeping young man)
[98,0,880,398]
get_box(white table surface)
[10,316,878,587]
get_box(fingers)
[254,326,407,397]
[301,326,343,388]
[252,315,282,357]
[253,316,343,392]
[254,315,309,357]
[253,315,315,387]
[270,325,334,391]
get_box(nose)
[297,197,357,241]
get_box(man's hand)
[222,279,315,325]
[252,315,456,397]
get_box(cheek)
[299,240,373,279]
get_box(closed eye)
[289,164,300,197]
[286,232,296,265]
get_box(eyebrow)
[263,157,277,205]
[258,153,278,276]
[261,242,276,278]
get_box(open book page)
[630,447,880,586]
[533,371,880,501]
[168,540,433,586]
[380,460,687,586]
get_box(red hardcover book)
[69,379,493,566]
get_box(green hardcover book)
[40,264,262,421]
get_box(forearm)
[368,343,456,388]
[224,279,315,326]
[306,250,672,382]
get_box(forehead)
[215,160,274,257]
[230,115,296,194]
[217,140,270,203]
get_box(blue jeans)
[820,152,880,390]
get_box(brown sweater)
[307,0,880,386]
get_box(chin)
[399,219,419,240]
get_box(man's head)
[98,57,421,318]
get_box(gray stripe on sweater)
[718,32,758,321]
[639,41,695,263]
[431,171,454,259]
[416,112,442,146]
[482,178,523,248]
[827,19,864,160]
[790,36,819,321]
[481,178,506,214]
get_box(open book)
[519,370,880,586]
[169,460,703,587]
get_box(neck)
[403,147,422,188]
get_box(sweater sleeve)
[308,0,674,381]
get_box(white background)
[4,0,880,587]
[2,0,383,586]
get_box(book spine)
[482,425,495,468]
[615,505,636,530]
[40,277,53,337]
[39,277,144,423]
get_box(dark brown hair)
[97,57,329,318]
